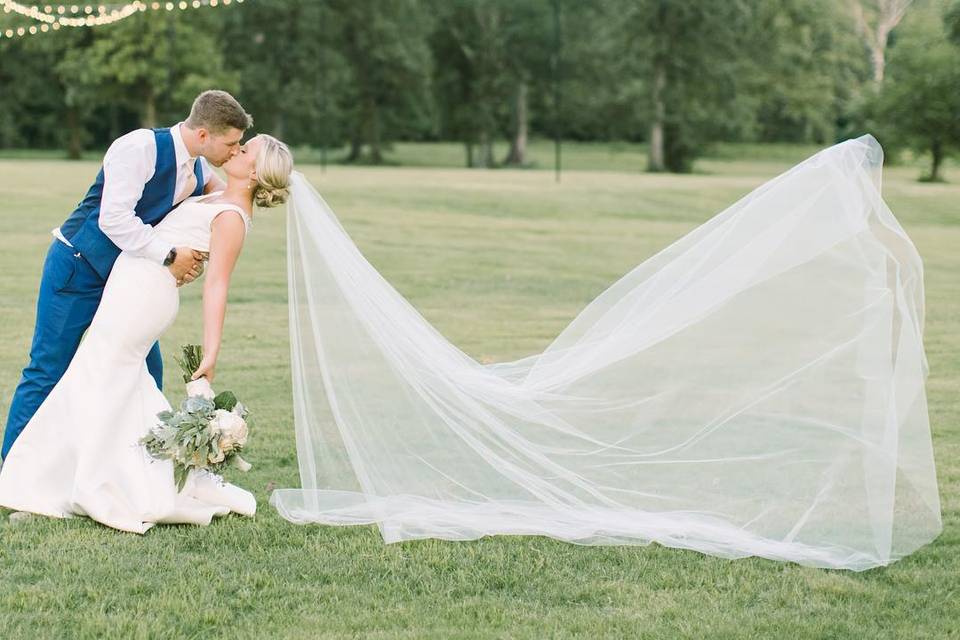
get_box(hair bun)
[254,184,290,208]
[252,134,294,208]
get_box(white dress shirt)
[53,122,212,264]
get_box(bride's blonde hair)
[253,134,294,208]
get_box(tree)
[615,0,755,172]
[82,10,237,129]
[849,0,912,85]
[51,29,102,158]
[499,1,555,166]
[528,1,632,143]
[0,22,103,157]
[946,0,960,42]
[430,0,512,167]
[330,0,434,164]
[874,1,960,181]
[742,0,869,144]
[221,0,348,149]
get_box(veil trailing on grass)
[270,135,941,570]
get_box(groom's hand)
[182,251,206,285]
[168,248,205,287]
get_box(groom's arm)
[98,130,173,265]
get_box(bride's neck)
[222,176,255,211]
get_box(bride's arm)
[190,211,247,383]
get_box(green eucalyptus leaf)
[213,391,238,412]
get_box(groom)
[1,89,253,461]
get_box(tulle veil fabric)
[269,135,941,570]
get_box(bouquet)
[140,344,252,491]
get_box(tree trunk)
[647,61,666,172]
[928,139,944,182]
[850,0,910,86]
[346,136,363,162]
[66,106,82,160]
[503,82,528,166]
[272,2,297,141]
[478,130,494,168]
[870,45,886,84]
[368,101,383,165]
[142,87,157,129]
[465,141,474,168]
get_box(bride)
[0,134,294,533]
[270,134,941,571]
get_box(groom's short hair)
[185,90,253,134]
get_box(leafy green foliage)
[213,391,238,412]
[140,391,249,492]
[869,0,960,181]
[174,344,204,384]
[0,0,956,174]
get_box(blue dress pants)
[2,240,162,460]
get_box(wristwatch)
[163,248,177,267]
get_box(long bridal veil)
[270,135,941,570]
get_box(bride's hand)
[191,356,217,383]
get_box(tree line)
[0,0,958,178]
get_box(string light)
[0,0,243,38]
[0,2,142,27]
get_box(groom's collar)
[169,122,196,167]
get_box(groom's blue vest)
[59,128,205,280]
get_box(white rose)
[209,409,248,449]
[185,378,216,400]
[232,402,248,418]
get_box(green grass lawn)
[0,146,956,639]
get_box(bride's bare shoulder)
[200,193,253,218]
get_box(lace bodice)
[154,191,251,252]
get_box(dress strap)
[211,205,251,234]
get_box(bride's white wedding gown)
[0,192,256,533]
